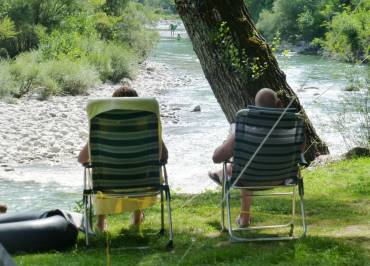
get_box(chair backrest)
[232,106,304,186]
[86,98,162,193]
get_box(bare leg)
[96,215,107,232]
[239,189,253,225]
[131,210,144,226]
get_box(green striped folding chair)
[221,106,307,242]
[83,97,173,248]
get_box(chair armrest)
[159,160,167,166]
[83,163,93,168]
[299,153,308,167]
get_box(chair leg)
[221,163,227,231]
[84,195,90,246]
[300,194,307,237]
[159,190,165,236]
[225,187,234,240]
[165,188,174,249]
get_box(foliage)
[0,0,160,99]
[246,0,368,62]
[321,5,369,62]
[256,0,326,42]
[0,16,16,40]
[244,0,274,23]
[13,158,370,265]
[0,60,16,97]
[214,21,268,81]
[114,2,159,58]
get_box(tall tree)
[175,0,329,162]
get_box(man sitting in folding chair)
[78,86,173,247]
[209,88,307,241]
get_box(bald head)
[255,88,280,108]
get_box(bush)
[43,59,101,96]
[321,7,369,62]
[82,39,138,82]
[0,60,16,98]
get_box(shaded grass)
[14,158,370,265]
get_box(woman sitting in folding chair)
[78,84,168,232]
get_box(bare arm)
[212,133,235,163]
[78,143,89,164]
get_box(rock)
[146,67,155,72]
[4,167,14,172]
[49,146,61,153]
[345,147,370,159]
[120,78,132,86]
[309,154,344,168]
[61,113,68,118]
[191,105,201,112]
[49,112,56,117]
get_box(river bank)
[0,61,186,169]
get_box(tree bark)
[175,0,329,162]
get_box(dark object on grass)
[0,209,82,254]
[345,147,370,159]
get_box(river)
[1,22,368,213]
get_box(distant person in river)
[78,84,169,232]
[169,23,177,36]
[177,34,181,41]
[208,88,285,227]
[0,204,7,214]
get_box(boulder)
[345,147,370,159]
[191,105,201,112]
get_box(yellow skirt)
[93,192,158,215]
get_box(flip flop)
[208,171,222,186]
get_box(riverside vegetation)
[14,158,370,265]
[0,0,161,100]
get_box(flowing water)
[1,22,368,213]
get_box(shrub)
[321,7,369,62]
[0,60,16,98]
[44,59,101,96]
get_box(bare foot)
[0,204,7,214]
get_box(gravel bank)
[0,61,186,167]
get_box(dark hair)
[112,85,138,97]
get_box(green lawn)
[15,158,370,266]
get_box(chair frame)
[82,161,174,249]
[220,161,307,242]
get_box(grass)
[14,158,370,265]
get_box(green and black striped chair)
[83,98,173,248]
[221,106,307,242]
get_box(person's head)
[254,88,281,108]
[112,84,138,97]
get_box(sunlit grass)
[14,158,370,265]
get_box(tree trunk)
[175,0,329,162]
